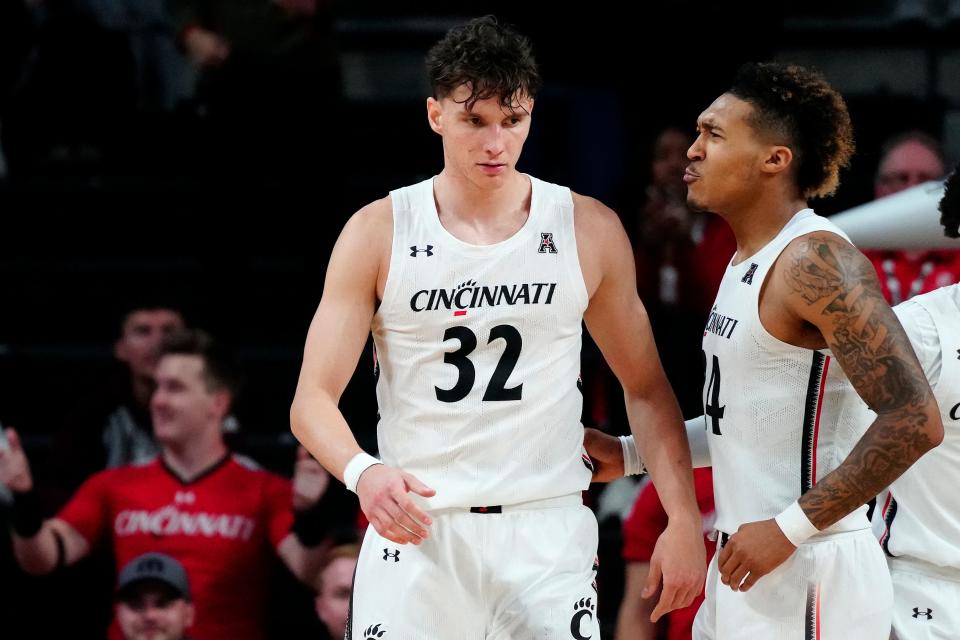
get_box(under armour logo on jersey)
[912,608,933,619]
[174,491,195,505]
[364,623,387,638]
[741,263,759,285]
[382,548,400,562]
[410,245,434,257]
[570,597,596,640]
[538,232,558,254]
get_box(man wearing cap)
[116,552,194,640]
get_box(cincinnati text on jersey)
[115,506,257,541]
[704,306,740,340]
[409,280,558,312]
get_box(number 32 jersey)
[702,209,870,535]
[371,175,591,509]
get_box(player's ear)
[427,97,443,135]
[761,145,793,176]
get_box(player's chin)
[686,191,709,213]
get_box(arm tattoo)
[783,235,937,528]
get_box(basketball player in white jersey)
[591,165,960,639]
[289,16,706,639]
[872,165,960,640]
[585,63,944,639]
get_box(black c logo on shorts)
[570,610,592,640]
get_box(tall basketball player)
[289,16,705,640]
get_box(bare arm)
[583,417,711,483]
[290,199,434,545]
[13,519,89,575]
[614,562,658,640]
[1,428,90,574]
[579,199,698,525]
[577,195,703,619]
[276,533,325,586]
[781,232,943,528]
[290,202,386,482]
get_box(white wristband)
[774,500,819,547]
[620,435,646,476]
[343,452,382,494]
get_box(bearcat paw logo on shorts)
[364,623,386,638]
[569,597,596,639]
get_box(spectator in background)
[615,468,715,640]
[874,131,945,199]
[1,329,332,640]
[313,543,360,640]
[116,552,194,640]
[47,303,185,507]
[864,131,960,304]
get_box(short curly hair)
[729,62,855,200]
[425,15,542,111]
[940,163,960,239]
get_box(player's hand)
[357,464,435,545]
[644,516,706,622]
[718,518,796,592]
[292,446,331,511]
[583,427,624,482]
[0,428,34,492]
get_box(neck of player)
[722,193,809,264]
[434,169,531,228]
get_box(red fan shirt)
[58,455,293,640]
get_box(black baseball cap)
[116,552,191,601]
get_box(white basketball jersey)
[702,209,870,535]
[876,284,960,569]
[371,175,591,509]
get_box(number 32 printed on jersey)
[436,325,523,403]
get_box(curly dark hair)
[940,162,960,239]
[729,62,855,200]
[426,15,541,111]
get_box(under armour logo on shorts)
[382,548,400,562]
[912,608,933,620]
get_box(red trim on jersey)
[812,356,830,484]
[879,492,894,546]
[816,585,821,640]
